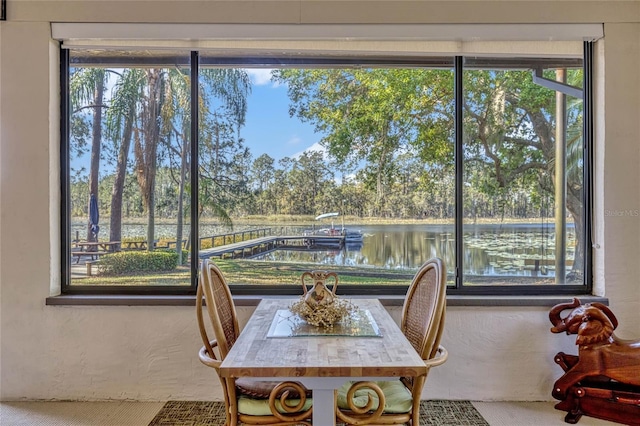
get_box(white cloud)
[293,142,327,159]
[245,69,274,86]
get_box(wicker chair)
[335,257,449,425]
[196,259,313,426]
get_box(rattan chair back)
[197,259,240,361]
[401,257,447,361]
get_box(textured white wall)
[1,1,640,402]
[598,23,640,338]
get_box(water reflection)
[74,221,577,278]
[252,224,576,278]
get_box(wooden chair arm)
[198,341,222,369]
[401,346,448,391]
[424,345,448,368]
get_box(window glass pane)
[68,50,192,286]
[63,48,589,293]
[197,57,455,287]
[462,57,584,285]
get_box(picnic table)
[121,241,148,250]
[75,241,120,252]
[71,241,120,264]
[121,240,165,250]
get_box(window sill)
[45,294,607,307]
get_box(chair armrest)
[424,345,448,368]
[199,345,222,369]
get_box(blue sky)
[71,69,324,178]
[242,69,324,162]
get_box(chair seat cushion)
[237,395,313,416]
[336,380,413,414]
[236,379,312,398]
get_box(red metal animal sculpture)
[549,298,640,425]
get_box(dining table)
[219,298,427,426]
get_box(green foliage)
[157,248,189,265]
[272,68,458,215]
[70,65,585,224]
[98,251,179,275]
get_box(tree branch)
[72,104,110,114]
[508,161,546,178]
[503,136,542,149]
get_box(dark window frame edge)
[60,44,594,297]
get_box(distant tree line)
[70,148,554,222]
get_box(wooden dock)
[198,235,345,259]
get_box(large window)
[61,46,592,296]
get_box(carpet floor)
[148,400,489,425]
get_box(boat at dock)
[306,212,364,244]
[344,230,364,244]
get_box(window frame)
[60,44,593,296]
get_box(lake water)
[72,221,576,277]
[252,223,576,277]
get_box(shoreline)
[71,216,574,227]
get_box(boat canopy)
[315,212,339,221]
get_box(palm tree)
[133,68,164,251]
[105,69,145,246]
[151,66,251,259]
[161,67,191,263]
[70,68,109,242]
[195,68,251,245]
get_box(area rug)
[148,400,489,425]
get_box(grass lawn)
[71,258,550,287]
[72,266,191,286]
[214,259,413,286]
[71,259,414,286]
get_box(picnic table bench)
[71,250,108,263]
[71,241,120,264]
